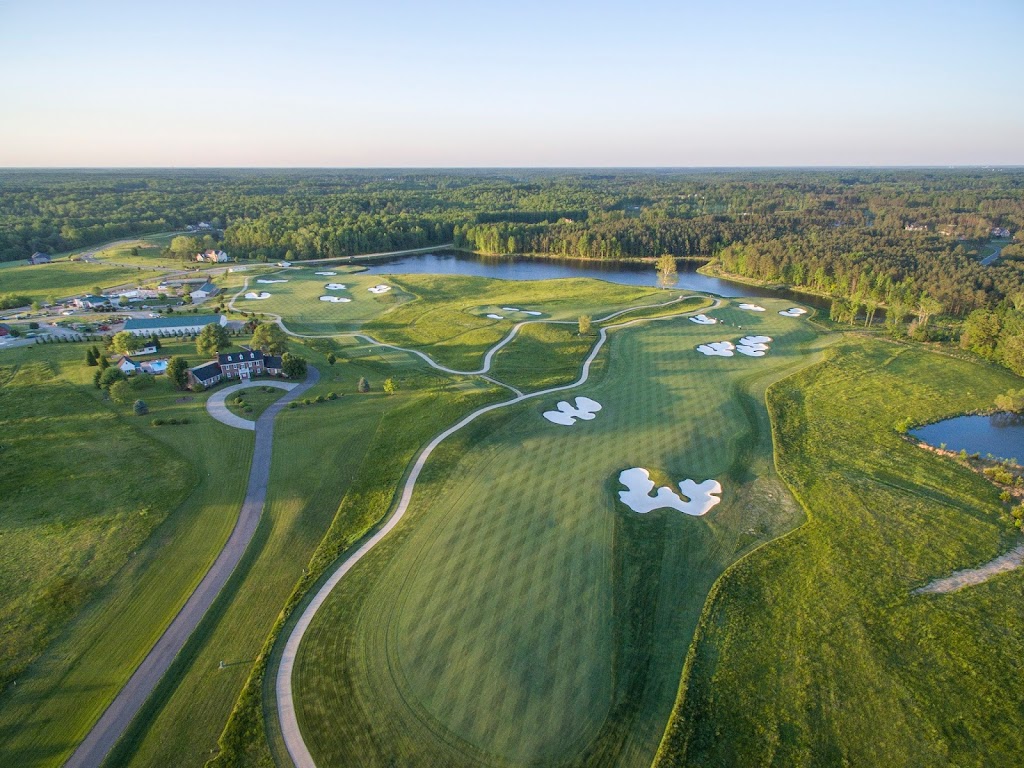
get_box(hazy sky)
[1,0,1021,167]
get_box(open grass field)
[0,261,168,303]
[289,299,831,766]
[364,274,674,370]
[231,267,412,335]
[0,340,254,767]
[224,385,287,420]
[658,337,1024,767]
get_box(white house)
[195,249,229,263]
[123,314,227,335]
[190,282,220,301]
[116,356,139,374]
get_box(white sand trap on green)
[325,283,347,290]
[319,295,352,303]
[257,279,288,284]
[738,303,766,311]
[523,310,543,316]
[486,313,504,319]
[690,314,717,325]
[501,306,521,312]
[736,334,772,356]
[368,284,392,294]
[779,307,808,317]
[245,292,272,300]
[315,271,338,276]
[542,396,602,425]
[617,468,721,516]
[697,341,735,357]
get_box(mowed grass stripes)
[292,300,822,766]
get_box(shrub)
[314,394,325,403]
[358,376,370,393]
[288,401,298,409]
[152,418,165,426]
[134,400,149,416]
[327,391,337,400]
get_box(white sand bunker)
[543,396,602,425]
[697,341,736,357]
[500,307,542,316]
[690,314,717,325]
[738,303,766,311]
[244,292,272,300]
[736,335,773,356]
[324,283,347,290]
[257,279,288,284]
[315,271,337,276]
[501,307,521,312]
[368,284,392,294]
[319,295,352,303]
[618,468,721,516]
[779,307,808,317]
[486,313,504,319]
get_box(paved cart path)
[65,367,319,768]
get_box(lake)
[361,251,830,308]
[911,414,1024,463]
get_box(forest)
[2,168,1022,327]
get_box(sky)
[1,0,1022,167]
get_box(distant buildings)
[991,227,1011,239]
[73,295,111,309]
[29,252,52,264]
[195,249,229,263]
[123,314,227,335]
[904,223,929,232]
[190,282,220,301]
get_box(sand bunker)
[542,396,602,425]
[690,314,717,325]
[486,313,504,319]
[368,284,392,294]
[697,341,736,356]
[501,307,521,312]
[500,307,543,316]
[779,307,808,317]
[257,279,288,284]
[315,271,338,276]
[618,468,721,516]
[244,292,272,300]
[325,283,347,290]
[739,303,766,311]
[319,296,352,303]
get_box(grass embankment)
[364,274,669,370]
[290,300,828,766]
[658,338,1024,767]
[0,341,253,767]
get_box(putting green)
[292,299,826,766]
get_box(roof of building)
[123,314,224,331]
[264,355,283,370]
[218,349,264,365]
[116,355,137,366]
[192,282,219,294]
[190,361,222,381]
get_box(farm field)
[289,299,831,766]
[659,338,1024,767]
[231,267,411,335]
[0,261,168,304]
[0,340,254,767]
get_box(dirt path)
[914,542,1024,594]
[64,368,319,768]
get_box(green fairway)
[231,268,412,335]
[658,338,1024,767]
[290,299,828,766]
[0,341,253,767]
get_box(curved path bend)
[65,368,319,768]
[275,300,718,768]
[207,380,299,430]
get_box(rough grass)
[291,299,826,766]
[0,261,163,302]
[0,341,254,767]
[657,337,1024,767]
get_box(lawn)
[230,267,412,335]
[224,385,288,420]
[0,261,170,304]
[289,299,830,766]
[0,339,254,767]
[657,337,1024,767]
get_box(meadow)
[658,338,1024,767]
[289,299,831,766]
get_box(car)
[61,310,74,315]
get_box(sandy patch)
[368,284,392,294]
[257,279,288,284]
[697,341,736,356]
[501,307,521,312]
[914,543,1024,594]
[690,314,717,325]
[325,283,347,290]
[319,296,352,303]
[779,307,808,317]
[315,271,338,276]
[244,292,272,300]
[523,310,543,316]
[486,313,504,319]
[739,303,766,311]
[542,396,602,425]
[617,468,721,516]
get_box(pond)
[361,251,830,308]
[911,414,1024,464]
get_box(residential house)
[992,227,1011,239]
[218,348,266,379]
[123,314,227,335]
[264,355,283,375]
[195,249,229,263]
[0,323,10,337]
[73,295,111,309]
[29,252,52,265]
[190,282,220,301]
[116,356,139,375]
[188,361,224,389]
[128,344,158,356]
[904,223,929,232]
